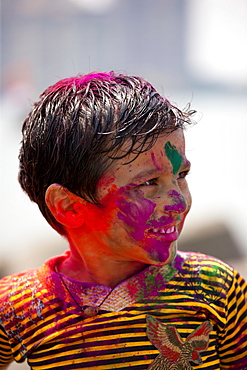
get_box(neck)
[59,252,148,287]
[60,226,153,286]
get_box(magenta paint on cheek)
[164,190,187,214]
[117,189,156,241]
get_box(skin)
[46,128,191,287]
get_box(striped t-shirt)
[0,250,246,369]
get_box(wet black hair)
[19,72,195,235]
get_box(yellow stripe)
[49,330,148,347]
[31,350,157,369]
[219,327,247,353]
[9,289,49,307]
[31,343,156,362]
[199,356,220,368]
[34,339,152,354]
[220,349,247,362]
[227,305,247,332]
[12,311,82,354]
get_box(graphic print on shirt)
[146,315,212,369]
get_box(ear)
[45,184,86,228]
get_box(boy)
[0,72,246,369]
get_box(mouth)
[149,225,176,234]
[148,225,178,242]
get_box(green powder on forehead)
[164,141,182,175]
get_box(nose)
[163,189,188,214]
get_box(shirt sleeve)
[218,270,247,369]
[0,325,13,368]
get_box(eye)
[178,170,190,179]
[139,178,158,186]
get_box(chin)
[147,241,178,266]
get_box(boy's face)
[83,128,191,266]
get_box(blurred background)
[1,0,247,367]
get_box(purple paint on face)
[147,214,174,229]
[142,237,175,263]
[116,186,178,264]
[151,152,162,170]
[117,188,156,241]
[115,182,181,265]
[164,190,187,214]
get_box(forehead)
[120,128,185,168]
[98,129,186,190]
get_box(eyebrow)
[129,159,191,184]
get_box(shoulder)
[177,250,234,277]
[0,253,64,320]
[174,251,236,297]
[0,251,69,304]
[0,255,66,343]
[0,267,46,328]
[0,254,70,362]
[0,267,43,350]
[0,267,39,301]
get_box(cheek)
[187,188,192,209]
[116,190,156,241]
[85,185,119,233]
[85,205,116,234]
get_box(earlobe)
[45,184,86,228]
